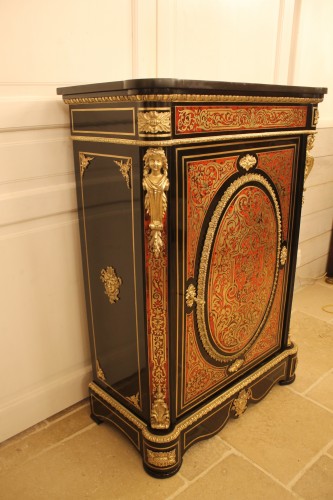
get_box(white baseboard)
[0,363,92,443]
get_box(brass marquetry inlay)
[280,245,288,266]
[151,386,170,430]
[176,105,307,134]
[114,158,132,189]
[64,94,323,105]
[138,110,171,134]
[146,449,176,467]
[88,345,298,444]
[79,152,94,177]
[232,388,252,417]
[100,266,122,304]
[196,174,282,362]
[143,148,169,258]
[239,154,257,171]
[143,147,170,429]
[96,359,106,382]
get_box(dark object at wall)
[326,226,333,284]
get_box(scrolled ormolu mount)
[114,158,132,189]
[79,152,94,177]
[100,266,122,304]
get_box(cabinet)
[57,79,326,477]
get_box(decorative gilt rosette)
[195,173,282,363]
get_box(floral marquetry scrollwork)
[176,105,308,134]
[196,174,282,363]
[142,148,169,258]
[143,147,170,429]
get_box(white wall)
[292,0,333,283]
[0,0,332,441]
[0,0,137,442]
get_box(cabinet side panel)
[73,143,146,416]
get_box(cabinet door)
[175,137,302,417]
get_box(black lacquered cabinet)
[58,79,326,477]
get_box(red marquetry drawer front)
[175,105,307,134]
[177,138,299,416]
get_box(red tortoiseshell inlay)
[257,148,294,241]
[184,312,227,404]
[183,147,295,409]
[245,270,285,363]
[183,270,285,408]
[176,105,307,134]
[144,212,169,408]
[207,185,278,355]
[186,156,238,278]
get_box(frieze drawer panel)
[58,78,326,478]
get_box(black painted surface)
[72,107,135,136]
[73,141,149,418]
[57,78,327,98]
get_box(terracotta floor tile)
[174,454,295,500]
[292,455,333,500]
[290,311,333,393]
[218,386,333,484]
[0,424,184,500]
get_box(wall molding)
[0,97,69,133]
[0,181,77,228]
[0,363,92,442]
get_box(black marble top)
[57,78,327,98]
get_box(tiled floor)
[1,280,333,499]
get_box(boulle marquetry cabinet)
[57,79,326,477]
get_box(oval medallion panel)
[196,174,281,363]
